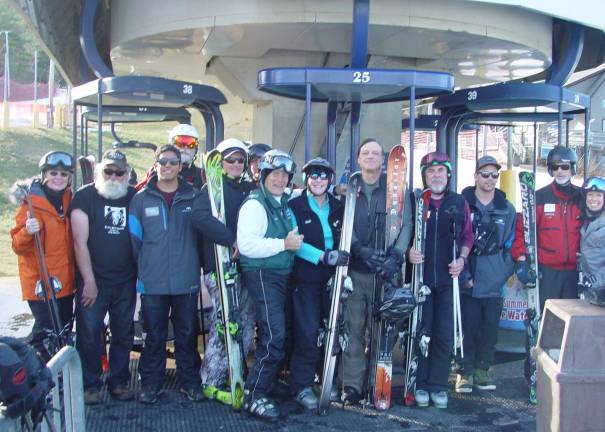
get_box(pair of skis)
[518,171,541,404]
[204,150,246,410]
[318,171,361,415]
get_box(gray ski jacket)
[462,186,516,298]
[579,213,605,289]
[129,177,201,295]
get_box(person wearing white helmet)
[191,138,256,405]
[236,149,303,421]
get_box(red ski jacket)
[511,182,582,271]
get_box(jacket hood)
[461,186,509,210]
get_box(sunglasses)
[309,171,329,180]
[224,157,245,165]
[103,168,126,177]
[550,163,571,171]
[173,135,198,149]
[478,171,499,179]
[157,158,180,166]
[48,170,70,178]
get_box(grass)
[0,123,170,276]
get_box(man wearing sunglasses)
[511,145,582,404]
[129,145,204,404]
[191,138,256,405]
[455,156,516,395]
[70,150,137,405]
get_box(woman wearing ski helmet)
[236,149,302,420]
[192,138,256,405]
[288,157,348,409]
[578,176,605,306]
[247,143,272,184]
[9,151,76,360]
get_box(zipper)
[433,207,439,286]
[563,201,569,265]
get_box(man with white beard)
[70,149,138,405]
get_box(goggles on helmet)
[173,135,199,149]
[583,176,605,193]
[265,154,297,174]
[420,152,452,172]
[43,152,74,171]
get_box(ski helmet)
[168,124,199,144]
[216,138,248,160]
[248,143,271,161]
[420,151,452,188]
[546,146,577,176]
[259,149,297,183]
[582,176,605,193]
[38,151,74,173]
[377,287,416,321]
[302,157,334,184]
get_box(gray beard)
[95,169,129,200]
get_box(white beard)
[430,183,447,194]
[94,167,129,200]
[179,148,196,165]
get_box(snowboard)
[371,144,407,410]
[204,149,246,410]
[318,171,361,415]
[403,189,431,406]
[518,171,541,404]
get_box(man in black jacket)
[455,156,516,394]
[288,158,348,409]
[191,139,256,405]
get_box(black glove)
[358,247,385,272]
[578,273,598,293]
[515,260,536,286]
[378,249,403,282]
[323,249,350,266]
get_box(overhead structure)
[434,83,591,188]
[71,75,227,187]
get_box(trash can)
[535,299,605,432]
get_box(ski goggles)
[420,152,452,172]
[266,155,297,174]
[172,135,199,149]
[308,170,330,180]
[583,176,605,192]
[478,171,500,179]
[44,152,74,171]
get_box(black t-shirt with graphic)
[69,183,137,286]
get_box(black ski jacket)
[191,175,255,274]
[289,190,344,283]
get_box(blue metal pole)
[409,86,416,190]
[351,102,361,172]
[327,101,337,168]
[350,0,369,68]
[305,83,311,162]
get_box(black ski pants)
[289,278,330,394]
[139,292,201,391]
[416,284,454,393]
[243,269,290,401]
[459,295,503,375]
[75,279,136,391]
[28,295,74,361]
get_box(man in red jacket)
[511,145,582,403]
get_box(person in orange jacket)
[10,151,76,360]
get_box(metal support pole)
[409,87,416,190]
[72,103,78,190]
[475,128,479,160]
[80,113,85,156]
[565,118,570,147]
[557,101,563,147]
[305,83,312,162]
[507,127,513,170]
[97,87,103,161]
[327,101,337,168]
[350,102,361,173]
[533,121,537,175]
[584,108,590,179]
[33,50,39,128]
[350,0,369,68]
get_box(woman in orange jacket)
[10,151,76,360]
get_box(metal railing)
[43,346,86,432]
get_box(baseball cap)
[100,149,128,170]
[476,155,501,171]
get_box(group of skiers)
[9,122,605,421]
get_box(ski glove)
[515,260,536,286]
[357,247,385,272]
[323,249,350,266]
[378,250,404,282]
[578,273,598,293]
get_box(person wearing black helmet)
[455,156,516,394]
[9,151,76,362]
[237,149,303,421]
[578,176,605,306]
[407,151,473,409]
[340,139,412,405]
[191,138,256,405]
[511,145,582,403]
[287,157,348,410]
[247,143,272,184]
